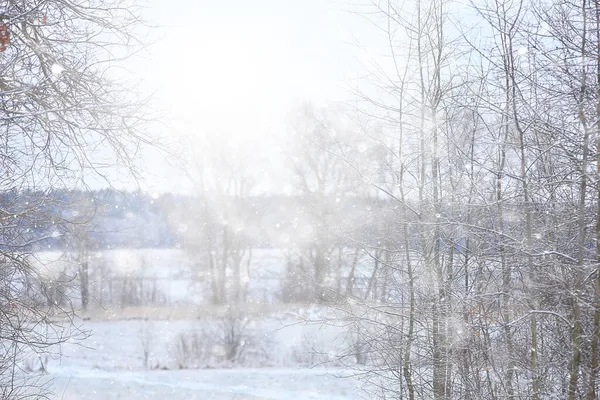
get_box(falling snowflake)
[51,63,64,75]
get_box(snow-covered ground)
[36,314,363,399]
[49,367,361,399]
[26,248,368,399]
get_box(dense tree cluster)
[307,0,600,398]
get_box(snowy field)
[25,248,369,399]
[34,315,363,399]
[49,367,361,399]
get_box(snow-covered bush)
[169,329,213,369]
[138,320,154,369]
[168,307,271,368]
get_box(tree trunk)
[588,1,600,397]
[80,260,89,311]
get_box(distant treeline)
[7,189,391,251]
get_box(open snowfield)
[25,248,368,399]
[49,367,361,399]
[33,314,363,399]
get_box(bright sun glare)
[133,0,357,192]
[157,25,283,148]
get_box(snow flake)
[51,63,64,75]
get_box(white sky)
[128,0,380,194]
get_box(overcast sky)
[126,0,379,194]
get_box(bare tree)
[286,103,365,303]
[183,135,257,305]
[0,0,162,397]
[317,0,600,398]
